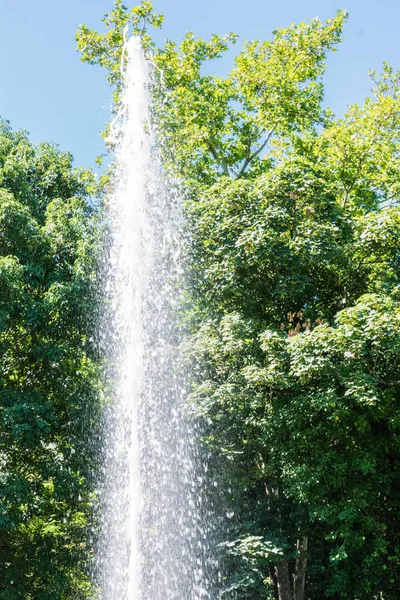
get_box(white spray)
[97,37,216,600]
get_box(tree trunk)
[275,558,292,600]
[270,564,280,600]
[293,536,308,600]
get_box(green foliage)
[76,0,163,110]
[185,160,400,597]
[77,3,346,184]
[0,120,100,599]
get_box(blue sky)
[1,0,399,168]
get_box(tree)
[77,3,400,598]
[0,120,101,599]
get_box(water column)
[97,36,215,599]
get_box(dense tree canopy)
[0,120,100,599]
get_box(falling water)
[97,37,216,599]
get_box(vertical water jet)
[97,36,215,600]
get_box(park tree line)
[1,1,400,598]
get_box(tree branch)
[206,140,230,177]
[236,126,276,179]
[378,378,400,386]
